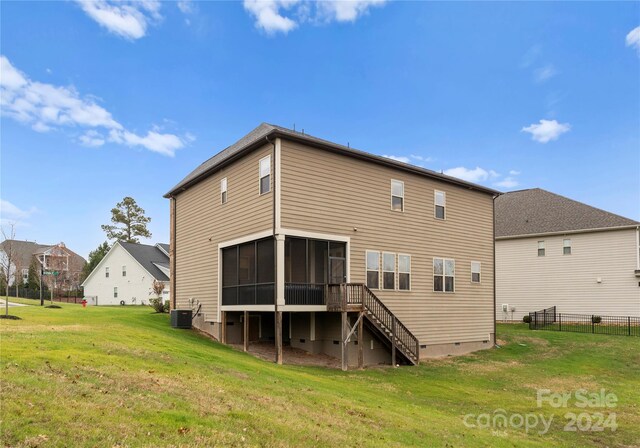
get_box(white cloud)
[443,166,492,183]
[177,0,194,14]
[509,170,521,176]
[0,199,38,226]
[243,0,299,34]
[75,0,161,40]
[521,119,570,143]
[1,55,188,156]
[410,154,433,163]
[243,0,386,34]
[382,154,411,164]
[316,0,386,22]
[626,26,640,53]
[534,64,557,83]
[494,177,519,189]
[79,130,105,147]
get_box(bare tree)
[0,224,17,316]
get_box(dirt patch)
[459,360,523,373]
[230,342,341,369]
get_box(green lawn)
[1,301,638,447]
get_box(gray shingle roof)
[165,123,499,197]
[0,240,86,270]
[119,241,170,281]
[156,243,170,256]
[495,188,639,238]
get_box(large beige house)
[165,123,498,368]
[495,189,640,321]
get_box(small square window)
[435,191,446,219]
[391,180,404,212]
[538,241,545,257]
[563,239,571,255]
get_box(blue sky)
[1,1,639,258]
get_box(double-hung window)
[105,267,110,278]
[391,180,404,211]
[382,253,395,290]
[122,265,126,277]
[434,258,455,292]
[366,251,380,289]
[538,241,545,257]
[563,239,571,255]
[221,177,228,204]
[259,156,271,195]
[113,287,118,298]
[398,255,411,290]
[435,190,446,219]
[471,261,481,283]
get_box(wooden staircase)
[327,283,420,366]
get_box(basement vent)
[420,344,427,349]
[483,340,489,344]
[454,342,461,346]
[333,340,340,345]
[226,322,234,326]
[299,338,306,343]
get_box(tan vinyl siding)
[174,144,274,319]
[496,228,640,320]
[280,140,495,346]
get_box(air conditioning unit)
[170,309,192,329]
[502,304,509,313]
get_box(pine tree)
[101,197,152,243]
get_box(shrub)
[522,315,531,323]
[149,297,168,313]
[592,315,602,324]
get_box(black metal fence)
[529,306,640,337]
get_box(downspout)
[266,135,277,308]
[493,194,497,345]
[171,195,177,310]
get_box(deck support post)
[243,311,249,352]
[221,311,227,344]
[341,311,348,371]
[275,311,283,365]
[358,311,364,369]
[391,318,397,367]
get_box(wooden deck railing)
[327,283,420,365]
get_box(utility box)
[171,309,192,329]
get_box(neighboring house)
[0,240,86,291]
[165,123,498,368]
[495,188,640,321]
[81,241,170,306]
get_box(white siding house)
[81,241,170,306]
[495,189,640,321]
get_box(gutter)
[495,224,640,241]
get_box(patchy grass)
[1,302,639,447]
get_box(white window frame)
[398,254,411,291]
[105,266,110,278]
[22,268,29,284]
[391,180,404,212]
[435,190,446,220]
[563,239,571,255]
[365,250,380,290]
[538,241,545,257]
[221,177,228,204]
[259,155,271,195]
[382,252,396,290]
[122,265,127,277]
[433,257,455,293]
[471,261,481,283]
[113,286,118,298]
